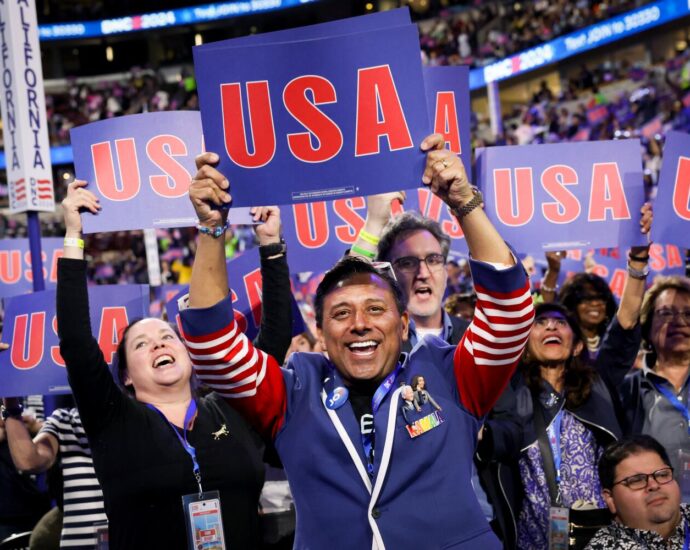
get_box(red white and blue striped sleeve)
[179,294,287,439]
[454,258,534,417]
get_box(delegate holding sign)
[193,24,430,207]
[476,139,646,252]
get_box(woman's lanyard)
[362,363,402,477]
[653,382,690,435]
[147,400,204,496]
[546,409,564,501]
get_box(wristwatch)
[259,240,287,259]
[451,187,484,220]
[1,403,24,420]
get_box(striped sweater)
[181,255,534,549]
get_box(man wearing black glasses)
[586,435,689,549]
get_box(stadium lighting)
[106,46,114,62]
[195,33,203,45]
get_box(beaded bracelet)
[540,279,559,293]
[197,220,230,238]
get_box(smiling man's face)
[317,272,408,386]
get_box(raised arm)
[57,180,124,434]
[540,251,565,303]
[183,155,288,439]
[2,397,57,474]
[617,203,652,329]
[421,133,514,266]
[187,152,232,309]
[596,203,651,388]
[419,134,533,417]
[349,192,405,261]
[251,206,293,365]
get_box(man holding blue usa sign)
[178,133,534,549]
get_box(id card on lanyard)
[147,400,227,550]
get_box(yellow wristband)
[359,229,380,246]
[63,237,84,249]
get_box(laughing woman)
[512,303,622,549]
[55,180,272,549]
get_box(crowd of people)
[2,131,690,549]
[418,0,652,68]
[4,2,690,550]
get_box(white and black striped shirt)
[40,408,107,548]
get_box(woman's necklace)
[585,334,600,352]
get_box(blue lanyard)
[684,523,689,550]
[361,363,402,477]
[653,382,690,435]
[147,400,203,495]
[546,409,564,489]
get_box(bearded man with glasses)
[585,435,689,549]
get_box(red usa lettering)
[291,189,466,251]
[492,162,631,227]
[10,307,131,371]
[91,134,201,201]
[433,91,461,154]
[0,249,63,285]
[220,65,413,169]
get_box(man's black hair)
[599,435,672,490]
[314,256,405,328]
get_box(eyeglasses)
[535,316,568,328]
[392,253,446,273]
[654,308,690,325]
[613,467,674,491]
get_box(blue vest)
[275,337,502,549]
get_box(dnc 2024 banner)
[0,238,64,298]
[194,24,430,207]
[476,139,646,252]
[0,285,149,397]
[70,111,254,234]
